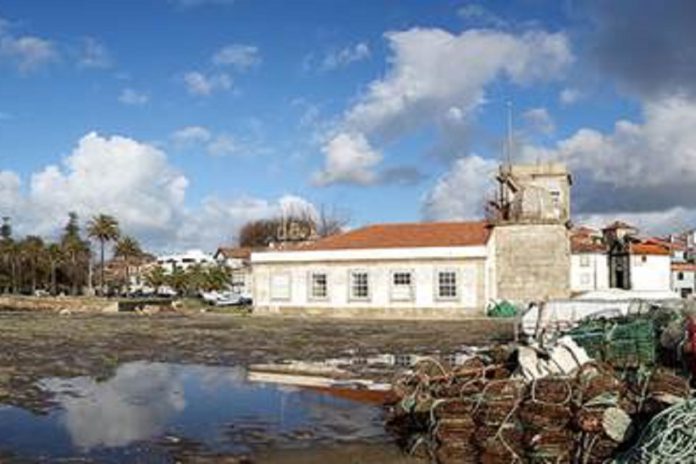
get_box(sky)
[1,0,696,252]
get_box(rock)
[58,308,72,316]
[142,305,161,315]
[172,300,184,310]
[102,302,119,314]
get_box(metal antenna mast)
[506,100,513,167]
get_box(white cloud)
[183,71,232,96]
[212,43,260,70]
[457,4,506,28]
[522,107,555,135]
[171,126,212,145]
[170,125,268,157]
[118,88,149,105]
[1,132,308,251]
[320,42,370,71]
[559,87,582,105]
[315,27,572,185]
[0,33,59,72]
[313,132,382,186]
[78,37,112,69]
[421,155,496,220]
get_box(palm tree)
[144,265,167,292]
[20,236,45,293]
[46,243,63,295]
[113,236,143,293]
[87,214,120,295]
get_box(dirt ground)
[0,311,515,463]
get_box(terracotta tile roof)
[215,247,253,260]
[629,242,670,256]
[294,221,491,251]
[571,239,607,253]
[672,262,696,272]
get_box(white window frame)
[579,255,590,267]
[435,269,459,301]
[308,271,329,301]
[270,272,292,301]
[348,269,370,301]
[390,269,414,302]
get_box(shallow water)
[0,361,389,462]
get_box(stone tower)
[488,162,572,303]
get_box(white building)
[251,163,574,318]
[570,223,673,294]
[671,263,696,299]
[213,247,252,295]
[155,249,215,273]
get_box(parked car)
[215,291,252,307]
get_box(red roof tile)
[215,247,253,260]
[630,242,670,256]
[295,221,491,251]
[672,263,696,272]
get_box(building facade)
[252,163,573,318]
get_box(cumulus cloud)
[2,132,311,251]
[78,37,112,69]
[457,4,507,28]
[313,132,382,186]
[212,43,260,70]
[183,71,232,96]
[522,107,555,135]
[315,27,572,185]
[0,29,59,72]
[320,42,370,71]
[421,155,496,221]
[118,88,149,105]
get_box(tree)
[144,265,167,290]
[87,214,120,295]
[114,235,143,292]
[238,219,277,248]
[61,213,91,295]
[46,243,63,295]
[166,266,189,296]
[316,204,350,237]
[20,236,45,293]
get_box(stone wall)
[493,223,570,303]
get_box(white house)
[251,163,574,318]
[570,237,609,293]
[570,223,673,294]
[214,247,253,295]
[155,249,215,273]
[672,263,696,299]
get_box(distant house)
[570,222,672,293]
[155,249,215,273]
[214,247,252,295]
[251,163,573,318]
[570,227,609,293]
[672,262,696,299]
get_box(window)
[678,272,685,281]
[437,270,458,299]
[391,271,413,301]
[580,255,590,267]
[350,271,369,300]
[270,273,291,301]
[310,272,328,300]
[641,256,648,263]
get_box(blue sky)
[1,0,695,251]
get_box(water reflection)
[0,362,387,462]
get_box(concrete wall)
[493,223,570,303]
[571,253,610,292]
[630,255,671,291]
[252,257,487,318]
